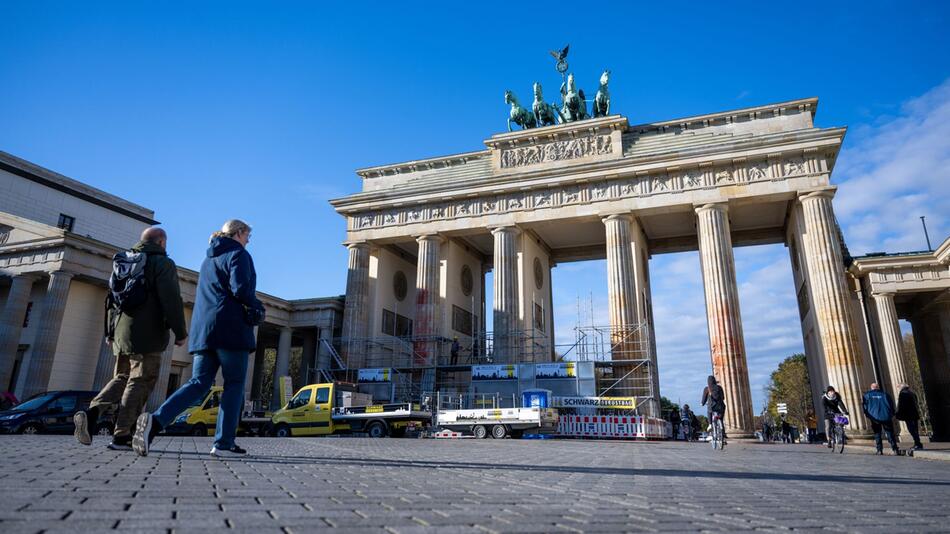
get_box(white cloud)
[835,78,950,253]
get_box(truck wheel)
[191,424,207,437]
[20,423,41,435]
[367,421,388,438]
[472,425,488,439]
[491,425,508,439]
[273,424,292,438]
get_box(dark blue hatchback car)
[0,390,113,435]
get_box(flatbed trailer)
[436,407,558,439]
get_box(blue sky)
[2,2,949,412]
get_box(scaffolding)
[314,321,659,414]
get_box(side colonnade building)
[0,151,343,412]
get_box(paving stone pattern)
[2,436,950,533]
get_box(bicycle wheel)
[836,426,845,454]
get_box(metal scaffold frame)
[315,321,658,413]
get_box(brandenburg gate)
[331,97,881,438]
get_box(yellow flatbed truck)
[271,382,430,438]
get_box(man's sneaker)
[107,437,132,451]
[132,413,158,457]
[73,411,92,446]
[210,444,247,458]
[914,444,925,451]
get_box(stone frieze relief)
[350,154,823,230]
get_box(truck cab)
[165,386,223,436]
[271,383,341,437]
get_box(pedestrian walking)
[895,383,925,450]
[781,418,791,443]
[133,220,264,458]
[74,227,188,450]
[862,382,899,455]
[669,405,681,440]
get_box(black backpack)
[108,251,150,312]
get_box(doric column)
[271,326,293,408]
[695,203,754,437]
[413,234,444,366]
[91,336,116,391]
[0,273,38,390]
[341,242,371,369]
[492,226,521,363]
[602,214,647,410]
[250,332,267,405]
[299,332,317,385]
[873,292,907,396]
[146,336,176,411]
[798,188,871,432]
[21,271,73,399]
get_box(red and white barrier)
[433,429,470,439]
[557,415,670,439]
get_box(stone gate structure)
[330,97,895,438]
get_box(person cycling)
[702,375,727,446]
[822,385,849,447]
[680,404,695,441]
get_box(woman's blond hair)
[210,219,252,243]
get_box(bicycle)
[829,414,848,454]
[710,412,725,450]
[681,418,692,442]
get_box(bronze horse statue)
[559,73,588,122]
[593,70,611,117]
[505,90,537,131]
[532,83,558,127]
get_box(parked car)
[0,390,114,435]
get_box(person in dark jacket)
[74,227,187,450]
[669,406,681,440]
[133,220,264,458]
[896,383,924,450]
[701,374,727,443]
[862,382,899,455]
[822,386,849,448]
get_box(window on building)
[533,302,545,332]
[452,305,473,336]
[57,214,75,232]
[381,309,413,337]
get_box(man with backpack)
[862,382,899,455]
[73,227,187,450]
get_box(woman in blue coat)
[133,219,264,457]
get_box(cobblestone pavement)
[2,436,950,533]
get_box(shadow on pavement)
[152,449,950,487]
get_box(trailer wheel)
[491,425,508,439]
[472,425,488,439]
[367,421,388,438]
[273,424,292,438]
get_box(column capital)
[413,233,446,244]
[872,291,896,299]
[279,325,294,334]
[489,225,522,236]
[694,202,729,215]
[600,213,633,224]
[12,272,41,283]
[798,186,837,202]
[344,241,371,251]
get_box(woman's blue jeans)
[153,349,249,449]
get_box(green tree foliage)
[659,396,678,420]
[765,353,814,431]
